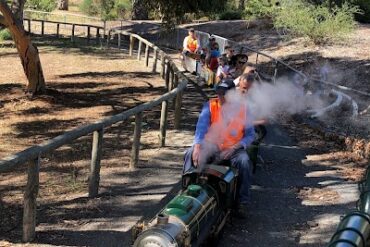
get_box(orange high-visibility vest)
[208,98,246,150]
[187,36,198,53]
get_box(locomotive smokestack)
[157,214,169,225]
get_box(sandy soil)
[0,37,168,242]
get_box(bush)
[115,0,132,19]
[353,0,370,23]
[26,0,57,12]
[244,0,277,19]
[0,29,12,41]
[218,10,243,20]
[273,0,359,44]
[80,0,132,20]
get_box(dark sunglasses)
[238,61,246,65]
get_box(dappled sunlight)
[299,213,341,245]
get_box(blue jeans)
[183,144,252,204]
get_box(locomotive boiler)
[132,164,239,247]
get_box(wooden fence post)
[87,26,91,43]
[152,47,158,73]
[27,19,31,34]
[96,28,100,42]
[22,156,40,242]
[159,100,168,147]
[56,23,60,38]
[88,129,103,198]
[106,31,111,48]
[174,75,183,130]
[159,66,170,147]
[170,69,174,90]
[130,113,142,169]
[145,45,150,67]
[129,35,134,57]
[160,52,165,79]
[117,33,121,49]
[71,24,75,42]
[165,61,170,89]
[137,41,142,60]
[41,20,44,36]
[273,61,278,84]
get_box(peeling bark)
[11,0,25,22]
[0,0,46,95]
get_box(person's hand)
[192,144,201,167]
[221,143,242,159]
[221,148,234,160]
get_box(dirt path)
[220,123,363,246]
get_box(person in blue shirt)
[183,80,255,217]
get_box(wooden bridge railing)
[23,18,104,42]
[0,30,188,242]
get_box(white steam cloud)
[196,76,326,169]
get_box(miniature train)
[132,163,239,247]
[132,47,266,247]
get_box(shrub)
[352,0,370,23]
[0,29,12,41]
[244,0,277,19]
[273,0,359,44]
[80,0,131,20]
[115,0,132,19]
[26,0,57,12]
[218,10,243,20]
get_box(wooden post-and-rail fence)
[23,18,103,43]
[0,31,187,242]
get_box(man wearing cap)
[183,80,255,217]
[183,28,200,56]
[237,72,268,174]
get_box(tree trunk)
[131,0,148,20]
[0,1,46,95]
[11,0,24,22]
[57,0,68,10]
[238,0,245,10]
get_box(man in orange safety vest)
[183,80,255,217]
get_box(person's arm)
[183,36,189,52]
[194,102,211,144]
[239,110,256,150]
[195,39,201,53]
[239,126,256,149]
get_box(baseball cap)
[215,80,235,94]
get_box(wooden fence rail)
[0,29,188,243]
[23,18,104,42]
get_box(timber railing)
[23,18,105,43]
[0,31,187,242]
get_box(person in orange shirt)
[182,28,200,55]
[183,80,255,217]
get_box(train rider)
[182,28,201,57]
[224,45,235,65]
[237,73,268,173]
[229,54,248,79]
[183,80,255,217]
[233,64,257,86]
